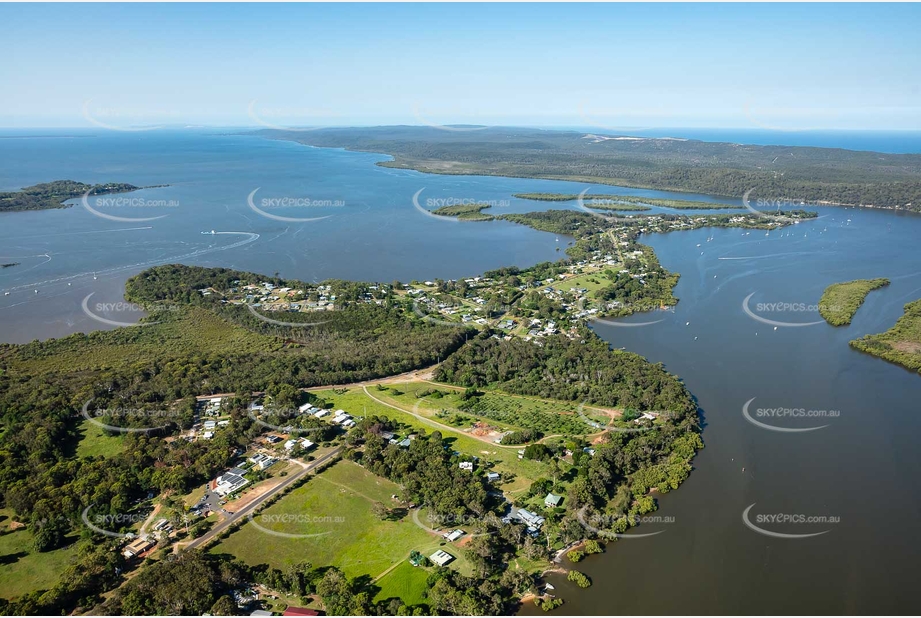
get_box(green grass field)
[74,418,127,459]
[0,522,79,600]
[381,382,589,436]
[211,461,439,581]
[311,387,550,491]
[373,561,430,606]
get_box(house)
[122,537,153,559]
[380,431,395,440]
[299,438,316,451]
[444,529,464,542]
[284,439,298,451]
[203,420,217,430]
[201,431,214,440]
[250,611,273,617]
[249,453,277,470]
[265,434,282,444]
[544,493,563,508]
[298,403,314,414]
[429,549,455,567]
[515,508,545,530]
[282,608,319,617]
[486,472,501,483]
[459,461,474,471]
[341,419,356,428]
[398,438,412,448]
[313,409,329,418]
[214,471,249,497]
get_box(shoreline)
[261,131,920,213]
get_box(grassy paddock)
[373,561,430,606]
[211,461,435,580]
[0,520,79,600]
[74,418,127,459]
[312,387,549,489]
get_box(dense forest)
[435,329,696,413]
[257,126,921,210]
[0,180,141,212]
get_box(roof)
[282,608,320,616]
[545,493,563,506]
[250,611,273,617]
[430,549,455,566]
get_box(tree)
[371,502,390,520]
[210,595,237,616]
[31,517,67,552]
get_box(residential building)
[430,549,455,567]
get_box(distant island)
[0,180,153,213]
[851,299,921,372]
[254,126,921,211]
[431,202,495,220]
[514,193,741,210]
[819,278,890,326]
[1,263,19,269]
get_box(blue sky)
[1,3,919,130]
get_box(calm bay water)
[2,130,921,613]
[525,206,921,615]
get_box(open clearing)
[211,461,439,580]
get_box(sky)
[1,3,920,131]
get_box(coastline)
[263,132,919,212]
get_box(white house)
[429,550,455,567]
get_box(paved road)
[183,447,341,552]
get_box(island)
[0,263,19,269]
[0,180,152,213]
[431,202,495,221]
[514,193,740,210]
[254,126,921,211]
[851,299,921,373]
[818,278,890,326]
